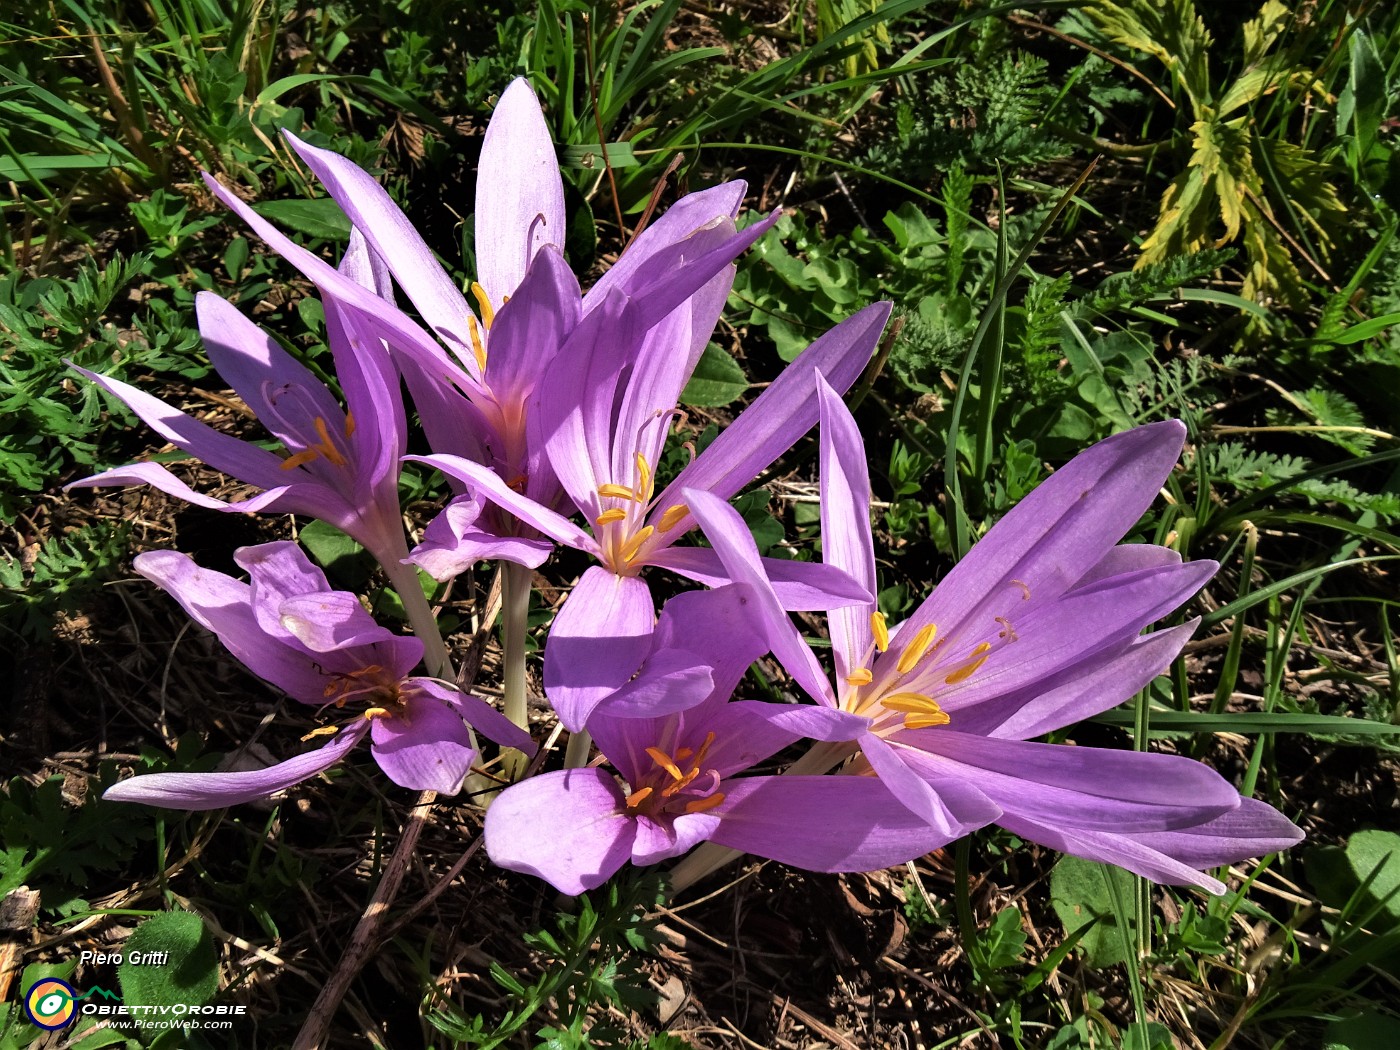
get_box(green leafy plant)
[425,872,671,1048]
[1084,0,1346,306]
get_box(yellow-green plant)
[815,0,891,78]
[1087,0,1345,307]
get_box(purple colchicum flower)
[415,301,893,732]
[205,79,779,576]
[103,543,533,809]
[686,382,1303,893]
[484,586,950,895]
[67,235,410,568]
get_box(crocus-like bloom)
[202,79,779,575]
[484,586,951,894]
[67,234,411,569]
[686,383,1303,893]
[416,301,893,732]
[103,543,533,809]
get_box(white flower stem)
[500,560,533,780]
[382,555,455,682]
[563,728,592,769]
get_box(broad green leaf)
[1326,1009,1400,1050]
[1049,855,1136,969]
[117,911,219,1012]
[559,142,639,169]
[250,197,351,242]
[681,343,750,406]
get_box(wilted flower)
[104,543,533,809]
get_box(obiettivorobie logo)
[20,978,246,1032]
[21,979,118,1030]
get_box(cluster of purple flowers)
[79,80,1302,897]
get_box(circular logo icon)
[24,978,77,1030]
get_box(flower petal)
[407,495,554,580]
[414,678,537,755]
[1074,543,1182,588]
[707,775,962,873]
[684,490,837,707]
[1126,797,1303,871]
[586,181,747,306]
[892,420,1190,650]
[369,691,479,794]
[484,768,636,895]
[485,245,582,406]
[645,546,872,611]
[203,173,481,394]
[816,373,878,682]
[410,453,596,552]
[651,585,769,706]
[899,732,1241,833]
[531,289,641,518]
[277,592,421,673]
[861,733,1001,835]
[232,540,332,635]
[66,365,288,490]
[195,292,348,456]
[951,621,1198,740]
[590,652,715,721]
[132,549,326,702]
[69,461,293,514]
[284,132,482,365]
[924,560,1216,714]
[475,78,567,307]
[632,812,722,867]
[103,724,367,810]
[1003,811,1230,892]
[654,302,892,515]
[545,567,656,732]
[630,210,780,332]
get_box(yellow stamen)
[280,448,319,471]
[469,282,495,328]
[344,411,356,437]
[467,314,488,373]
[693,732,716,767]
[634,451,652,501]
[945,646,991,685]
[896,623,938,675]
[657,504,689,531]
[660,768,699,797]
[870,612,890,652]
[620,525,655,563]
[845,667,873,686]
[645,747,683,781]
[300,725,340,741]
[904,711,952,730]
[625,786,654,809]
[597,483,641,501]
[363,706,394,720]
[880,692,944,714]
[313,417,348,467]
[683,792,726,814]
[594,508,628,526]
